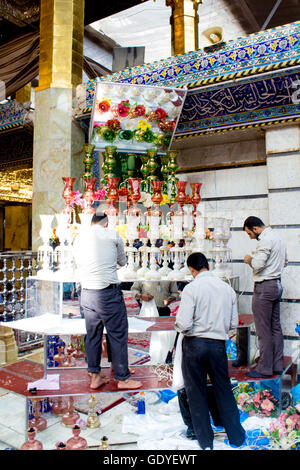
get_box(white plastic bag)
[149,331,177,364]
[139,298,159,317]
[172,332,184,390]
[139,299,176,364]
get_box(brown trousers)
[252,279,284,375]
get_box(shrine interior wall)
[176,131,300,363]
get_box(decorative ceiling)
[0,0,143,46]
[224,0,300,34]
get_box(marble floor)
[0,387,140,451]
[0,347,296,451]
[0,383,279,452]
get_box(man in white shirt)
[175,252,245,450]
[243,216,288,378]
[74,212,142,391]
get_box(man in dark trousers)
[243,216,288,378]
[74,212,142,391]
[175,252,245,450]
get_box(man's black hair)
[187,252,209,271]
[91,212,108,225]
[243,216,265,231]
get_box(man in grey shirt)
[175,252,245,450]
[74,212,142,391]
[131,280,179,316]
[243,216,288,378]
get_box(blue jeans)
[80,286,130,381]
[182,336,245,449]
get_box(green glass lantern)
[100,149,108,185]
[105,145,117,179]
[146,147,159,193]
[119,153,129,187]
[160,153,170,194]
[139,154,149,192]
[167,150,179,204]
[127,153,136,178]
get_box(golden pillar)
[0,326,18,365]
[166,0,202,56]
[37,0,84,91]
[32,0,85,250]
[15,83,32,104]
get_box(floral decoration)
[119,129,134,141]
[185,230,195,237]
[140,191,153,208]
[69,187,107,209]
[49,228,60,249]
[118,100,131,117]
[137,120,152,132]
[205,228,213,240]
[268,405,300,450]
[160,194,170,205]
[118,187,129,197]
[92,92,176,150]
[234,384,278,418]
[70,190,85,209]
[138,225,148,238]
[94,188,107,201]
[143,129,155,143]
[106,118,121,131]
[98,99,111,113]
[116,224,127,240]
[134,104,146,117]
[102,128,116,142]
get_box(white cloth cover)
[149,331,177,364]
[172,332,184,391]
[139,299,176,364]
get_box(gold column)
[0,326,18,364]
[15,83,32,103]
[166,0,202,56]
[37,0,84,91]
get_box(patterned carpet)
[76,291,180,416]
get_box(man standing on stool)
[74,212,142,391]
[243,216,288,378]
[175,252,245,450]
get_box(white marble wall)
[177,125,300,363]
[32,87,85,250]
[178,138,265,170]
[265,124,300,360]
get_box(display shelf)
[24,275,240,319]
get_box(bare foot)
[88,371,109,379]
[117,378,142,390]
[89,373,109,390]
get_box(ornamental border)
[0,121,22,131]
[174,116,300,140]
[185,57,300,89]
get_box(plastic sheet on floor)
[121,394,275,450]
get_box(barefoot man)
[74,212,142,390]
